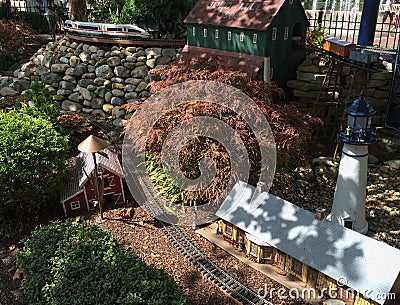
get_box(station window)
[240,32,244,42]
[272,27,277,40]
[225,223,233,235]
[292,258,303,275]
[263,246,273,259]
[203,28,207,38]
[192,27,196,36]
[253,33,258,44]
[71,201,80,210]
[284,26,289,40]
[250,242,257,255]
[228,31,232,41]
[215,29,219,39]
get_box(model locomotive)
[64,20,151,40]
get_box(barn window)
[192,27,196,36]
[71,201,81,210]
[240,32,244,42]
[228,31,232,41]
[253,33,258,43]
[225,223,233,235]
[215,29,219,39]
[272,27,277,40]
[284,26,289,40]
[203,28,207,37]
[292,258,303,275]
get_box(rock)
[94,77,107,86]
[62,100,82,111]
[125,78,142,85]
[59,80,76,91]
[95,65,113,78]
[294,179,309,188]
[13,79,31,92]
[114,66,130,78]
[103,103,114,113]
[65,67,75,76]
[73,63,88,76]
[91,97,105,109]
[113,118,127,127]
[112,89,124,97]
[105,91,113,103]
[51,64,70,73]
[95,86,107,98]
[162,48,176,57]
[78,78,94,87]
[156,56,172,65]
[384,160,400,170]
[107,56,121,67]
[294,167,314,181]
[92,109,106,117]
[69,55,80,67]
[111,96,124,106]
[42,55,55,68]
[135,81,148,92]
[145,73,161,83]
[68,92,81,102]
[380,165,390,173]
[112,106,125,118]
[124,84,136,92]
[131,66,149,78]
[146,48,162,58]
[57,89,73,96]
[79,51,91,62]
[79,87,92,100]
[146,58,157,69]
[125,92,138,99]
[59,56,69,64]
[41,72,61,84]
[0,87,18,96]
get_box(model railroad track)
[90,119,274,305]
[66,33,186,47]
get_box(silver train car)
[64,20,151,39]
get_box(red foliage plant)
[123,57,323,203]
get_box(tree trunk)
[69,0,87,21]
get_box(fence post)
[357,0,380,46]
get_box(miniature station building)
[215,181,400,305]
[61,146,125,217]
[182,0,309,80]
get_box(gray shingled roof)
[77,147,124,187]
[216,181,400,305]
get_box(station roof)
[184,0,286,31]
[216,181,400,305]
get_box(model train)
[321,36,379,63]
[64,20,151,40]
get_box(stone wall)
[286,54,394,125]
[0,36,181,126]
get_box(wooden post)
[263,57,271,82]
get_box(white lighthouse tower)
[329,92,377,234]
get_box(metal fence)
[0,0,68,33]
[307,9,400,50]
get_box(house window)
[292,258,303,275]
[272,27,277,40]
[250,242,257,255]
[240,32,244,42]
[253,33,258,43]
[192,27,196,36]
[71,201,80,210]
[228,31,232,41]
[203,28,207,38]
[263,246,273,259]
[225,223,232,235]
[284,26,289,40]
[104,176,111,189]
[215,29,219,39]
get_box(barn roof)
[216,181,400,304]
[179,45,264,74]
[184,0,286,31]
[77,147,124,187]
[60,164,83,203]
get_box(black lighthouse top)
[337,92,377,145]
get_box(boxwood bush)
[17,219,188,305]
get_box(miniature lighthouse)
[329,92,377,234]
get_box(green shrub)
[0,110,69,230]
[17,219,188,305]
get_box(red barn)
[61,147,125,217]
